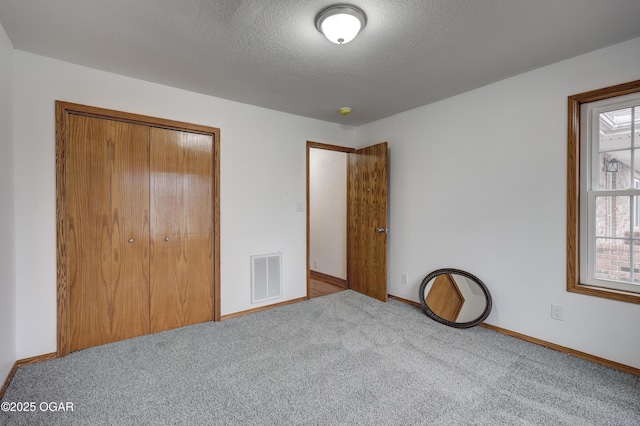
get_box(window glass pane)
[595,196,630,237]
[634,242,640,283]
[599,108,632,151]
[598,152,632,189]
[595,238,630,282]
[632,149,640,184]
[634,192,640,230]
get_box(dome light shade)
[315,5,367,45]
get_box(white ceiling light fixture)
[315,5,367,45]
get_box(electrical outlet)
[401,273,408,285]
[551,304,564,321]
[314,260,318,269]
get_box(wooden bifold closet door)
[150,128,213,333]
[64,108,216,353]
[68,115,150,352]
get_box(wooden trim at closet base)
[220,297,308,320]
[310,271,348,289]
[16,352,57,368]
[0,352,57,399]
[479,323,640,377]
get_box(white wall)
[357,37,640,369]
[309,148,347,279]
[0,23,16,383]
[13,51,356,359]
[9,33,640,372]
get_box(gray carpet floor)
[1,290,638,425]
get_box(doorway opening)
[306,140,389,302]
[307,142,353,298]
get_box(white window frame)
[634,178,640,228]
[579,93,640,294]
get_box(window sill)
[567,281,640,304]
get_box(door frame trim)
[306,141,355,298]
[55,101,221,357]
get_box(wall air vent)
[251,253,282,303]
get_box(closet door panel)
[68,115,114,352]
[150,128,213,333]
[180,131,214,328]
[111,121,151,341]
[68,116,151,351]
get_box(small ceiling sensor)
[339,107,352,116]
[315,5,367,45]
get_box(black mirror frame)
[419,268,492,329]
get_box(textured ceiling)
[1,0,640,125]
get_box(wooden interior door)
[347,142,388,302]
[150,128,214,333]
[68,115,150,352]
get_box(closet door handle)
[164,237,170,241]
[128,238,134,244]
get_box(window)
[568,80,640,304]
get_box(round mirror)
[419,268,492,328]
